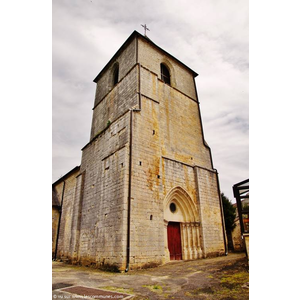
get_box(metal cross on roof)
[141,24,150,37]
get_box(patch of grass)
[193,286,215,295]
[142,284,163,293]
[220,271,249,289]
[189,271,249,299]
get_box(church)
[52,30,227,271]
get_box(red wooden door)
[167,222,182,260]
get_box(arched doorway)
[163,186,202,261]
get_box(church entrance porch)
[163,186,203,262]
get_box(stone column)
[186,223,192,260]
[181,223,188,260]
[191,223,197,259]
[195,222,202,258]
[163,219,170,263]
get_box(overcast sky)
[52,0,249,201]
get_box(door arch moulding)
[163,186,202,261]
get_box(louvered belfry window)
[161,64,170,85]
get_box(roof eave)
[52,166,81,186]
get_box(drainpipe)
[125,110,133,272]
[215,171,228,256]
[54,180,66,260]
[125,54,142,271]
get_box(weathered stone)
[52,31,226,271]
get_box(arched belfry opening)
[112,63,119,86]
[160,63,171,85]
[163,186,203,261]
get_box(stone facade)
[52,31,226,271]
[52,166,80,259]
[52,188,60,259]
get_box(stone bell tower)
[54,30,226,271]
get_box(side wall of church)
[71,111,130,270]
[52,207,60,258]
[69,38,140,270]
[54,169,80,259]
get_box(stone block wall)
[93,38,137,108]
[195,167,225,257]
[232,217,245,251]
[140,65,212,169]
[128,40,225,267]
[90,65,139,140]
[71,112,130,270]
[130,97,164,268]
[53,31,225,270]
[138,38,197,100]
[52,207,60,258]
[53,167,80,260]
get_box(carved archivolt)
[163,186,202,260]
[163,186,199,222]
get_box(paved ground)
[52,253,249,300]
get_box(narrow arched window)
[161,63,170,85]
[113,64,119,86]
